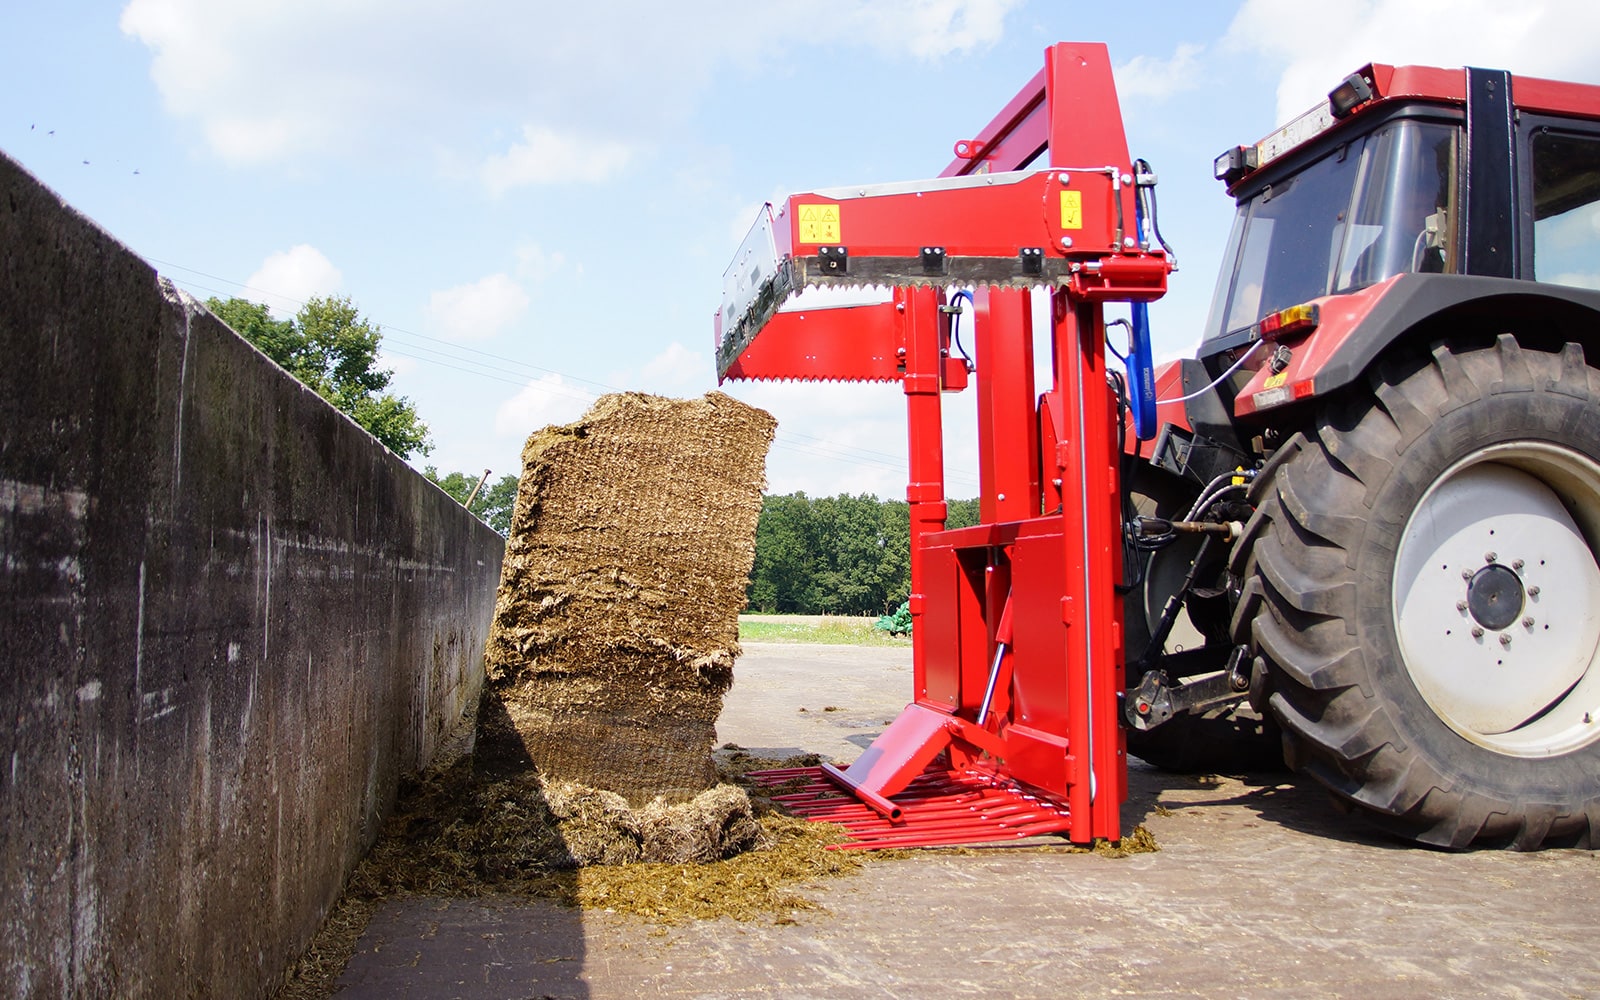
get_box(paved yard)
[335,643,1600,999]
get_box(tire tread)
[1232,337,1600,849]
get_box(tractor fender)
[1232,273,1600,419]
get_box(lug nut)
[1523,616,1535,628]
[1499,634,1513,647]
[1485,552,1498,563]
[1513,559,1525,571]
[1462,570,1473,581]
[1456,600,1469,612]
[1471,626,1485,639]
[1529,585,1541,598]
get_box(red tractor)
[721,43,1600,850]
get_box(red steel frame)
[722,43,1170,845]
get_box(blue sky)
[6,1,1599,498]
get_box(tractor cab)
[1204,116,1458,357]
[1186,63,1600,427]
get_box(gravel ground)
[334,642,1600,1000]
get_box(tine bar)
[748,761,1073,850]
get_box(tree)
[946,497,981,530]
[208,295,432,459]
[477,474,520,534]
[749,492,816,613]
[809,494,901,615]
[424,468,519,535]
[746,493,978,615]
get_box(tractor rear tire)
[1232,336,1600,848]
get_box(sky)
[6,0,1600,499]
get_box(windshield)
[1203,119,1458,345]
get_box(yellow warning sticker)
[797,204,841,244]
[1263,372,1288,389]
[1060,190,1083,230]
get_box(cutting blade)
[717,253,1070,379]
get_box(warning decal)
[797,204,841,244]
[1263,372,1288,389]
[1059,190,1083,230]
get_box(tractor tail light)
[1251,377,1317,412]
[1257,302,1320,341]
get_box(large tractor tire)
[1232,336,1600,848]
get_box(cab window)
[1531,129,1600,290]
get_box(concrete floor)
[334,642,1600,1000]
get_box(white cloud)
[843,0,1021,60]
[120,0,358,165]
[482,126,635,195]
[245,244,342,317]
[1225,0,1600,123]
[121,0,1023,169]
[513,242,567,284]
[494,375,596,438]
[426,273,531,342]
[1114,43,1204,101]
[639,342,709,391]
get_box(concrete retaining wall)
[0,151,506,997]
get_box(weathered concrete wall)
[0,151,505,997]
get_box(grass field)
[737,615,911,646]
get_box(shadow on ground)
[288,692,592,1000]
[1125,756,1414,852]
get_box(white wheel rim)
[1392,443,1600,756]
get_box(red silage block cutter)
[720,43,1170,849]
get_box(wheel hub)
[1392,449,1600,755]
[1466,563,1523,632]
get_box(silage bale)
[485,391,776,805]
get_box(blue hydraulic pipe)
[1128,300,1156,440]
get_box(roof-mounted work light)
[1213,145,1259,185]
[1329,72,1375,118]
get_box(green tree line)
[748,493,980,615]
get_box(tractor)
[720,43,1600,850]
